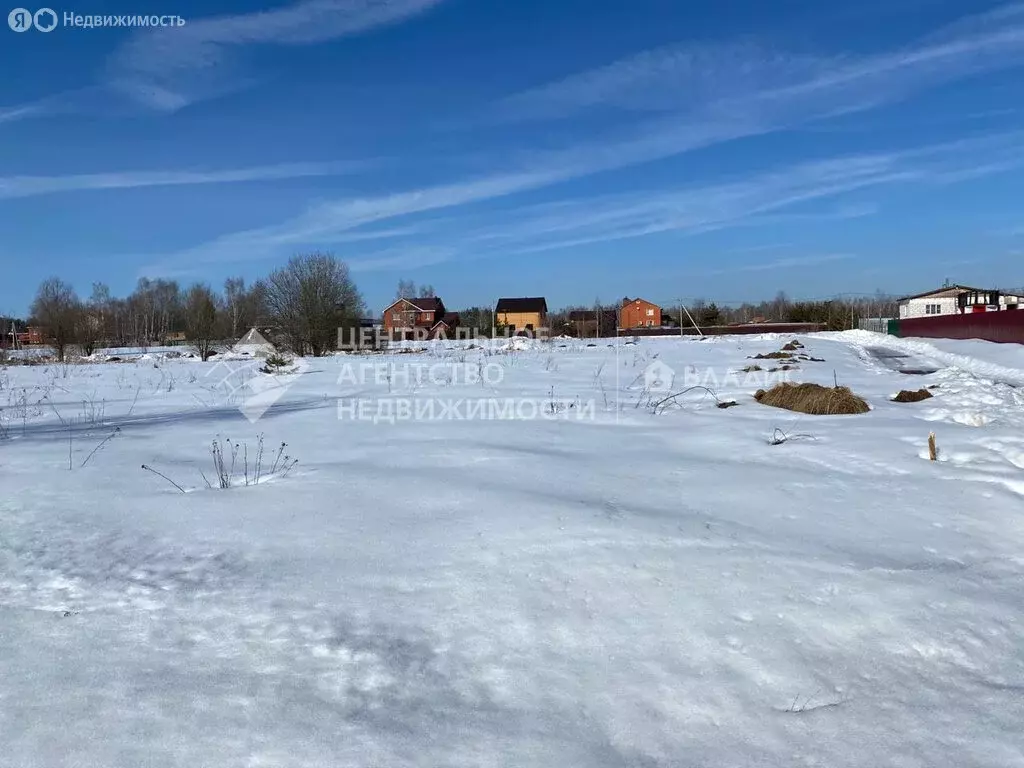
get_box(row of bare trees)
[24,252,365,361]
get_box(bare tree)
[417,283,436,298]
[126,278,182,345]
[396,279,416,300]
[30,277,80,362]
[262,252,365,356]
[224,277,246,339]
[183,283,221,361]
[770,290,789,321]
[76,282,113,356]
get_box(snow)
[2,333,1023,766]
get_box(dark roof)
[384,296,445,313]
[496,297,547,313]
[897,284,987,302]
[621,296,658,307]
[433,312,460,328]
[406,297,444,312]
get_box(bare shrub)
[892,388,933,403]
[208,435,298,489]
[754,382,869,415]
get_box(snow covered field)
[2,332,1023,767]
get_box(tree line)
[11,252,366,361]
[543,291,902,335]
[5,260,961,361]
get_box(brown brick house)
[429,312,461,339]
[619,297,661,329]
[383,297,446,334]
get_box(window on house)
[646,308,654,316]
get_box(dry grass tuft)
[754,382,870,415]
[742,364,763,372]
[781,340,804,351]
[892,388,933,403]
[751,351,795,360]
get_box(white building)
[232,327,277,357]
[898,285,1024,320]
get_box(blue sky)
[2,0,1023,316]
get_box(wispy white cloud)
[117,5,1024,274]
[442,153,908,254]
[702,253,854,276]
[147,113,776,265]
[2,0,446,123]
[138,225,413,278]
[156,168,561,263]
[0,104,44,124]
[348,245,458,272]
[145,130,1022,272]
[732,242,794,254]
[463,133,1024,255]
[105,0,447,111]
[0,160,369,200]
[495,42,828,120]
[496,3,1024,126]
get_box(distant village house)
[898,285,1023,319]
[619,297,662,329]
[496,297,547,335]
[382,297,460,340]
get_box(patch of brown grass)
[768,364,798,372]
[751,351,795,360]
[741,364,763,372]
[892,388,933,403]
[753,382,870,415]
[781,340,804,351]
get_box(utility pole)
[677,299,704,338]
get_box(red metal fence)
[895,309,1024,344]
